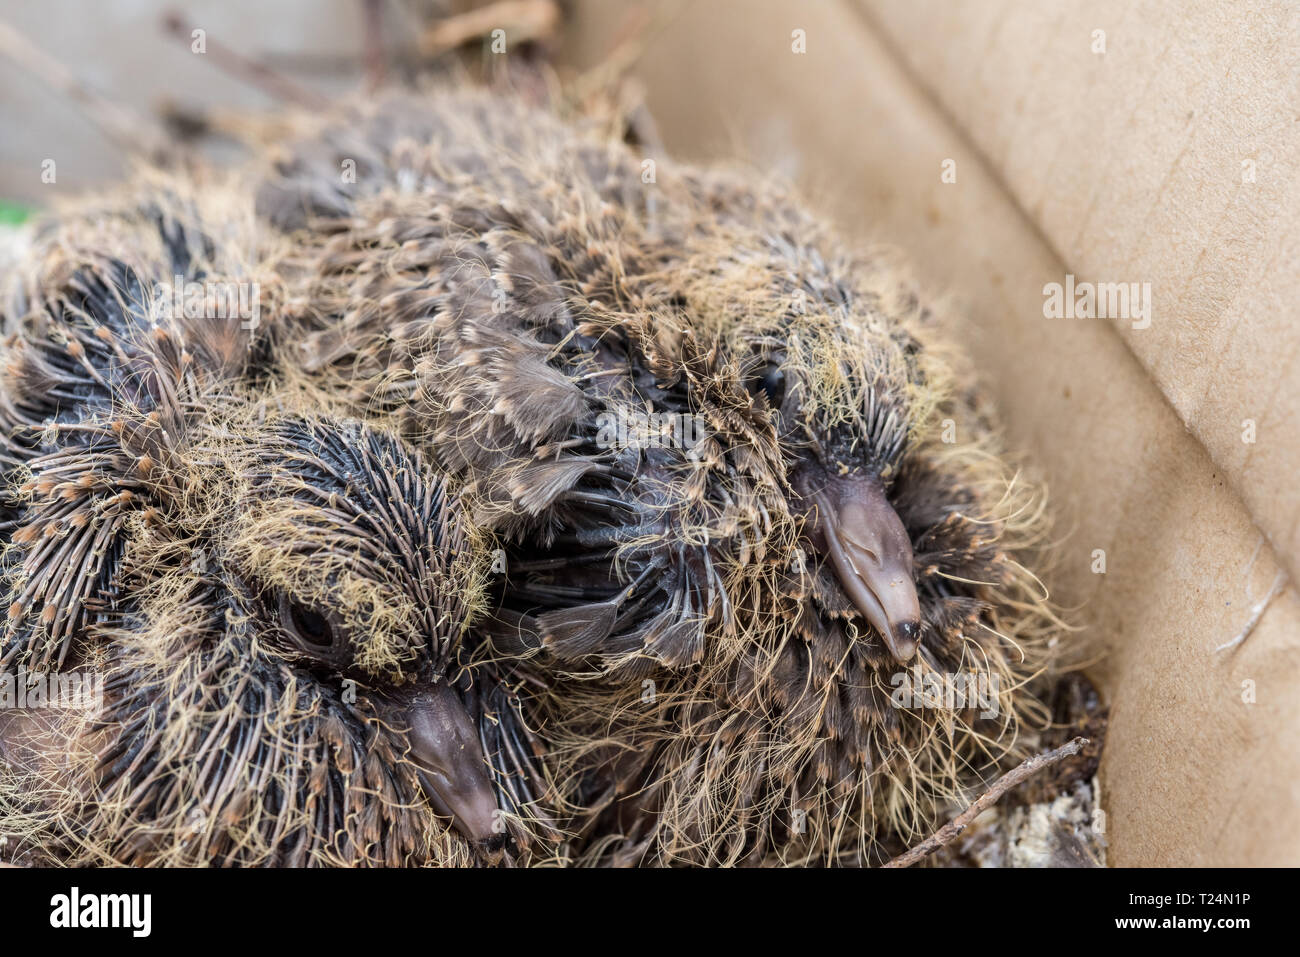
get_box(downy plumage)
[0,176,559,866]
[266,87,1063,864]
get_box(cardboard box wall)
[564,0,1300,866]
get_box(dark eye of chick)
[278,592,335,648]
[756,364,786,407]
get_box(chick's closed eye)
[219,417,479,681]
[275,590,349,662]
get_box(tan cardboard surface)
[0,0,367,202]
[565,0,1300,865]
[859,0,1300,587]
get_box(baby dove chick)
[0,184,556,866]
[268,87,1061,865]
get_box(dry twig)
[883,736,1090,868]
[0,18,170,159]
[161,10,329,110]
[418,0,560,57]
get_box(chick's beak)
[810,477,922,662]
[390,684,501,845]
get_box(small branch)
[417,0,560,57]
[161,10,328,110]
[883,736,1090,868]
[0,18,170,159]
[570,0,686,104]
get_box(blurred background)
[1,0,1297,865]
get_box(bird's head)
[93,407,557,864]
[743,305,933,663]
[656,208,950,667]
[203,414,512,847]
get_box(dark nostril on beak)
[892,620,921,661]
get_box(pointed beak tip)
[889,619,921,662]
[424,771,503,845]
